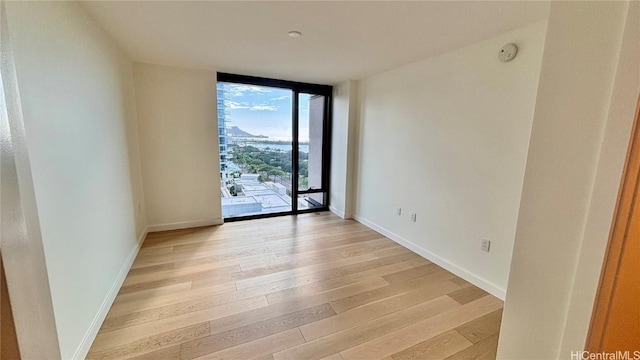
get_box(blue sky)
[219,82,310,142]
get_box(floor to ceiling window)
[217,73,332,220]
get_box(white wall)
[354,22,547,298]
[330,81,349,217]
[4,2,146,358]
[330,80,358,219]
[560,1,640,353]
[133,62,222,231]
[498,1,640,358]
[1,3,61,358]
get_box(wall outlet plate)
[481,239,491,252]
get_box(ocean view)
[246,142,309,153]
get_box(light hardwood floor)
[87,212,503,360]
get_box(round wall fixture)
[288,31,302,38]
[498,43,518,62]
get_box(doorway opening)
[217,73,332,221]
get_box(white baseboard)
[329,206,346,219]
[72,227,148,359]
[353,215,506,300]
[138,228,148,244]
[147,218,224,233]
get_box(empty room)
[1,1,639,359]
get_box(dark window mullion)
[298,189,325,194]
[292,91,300,213]
[322,94,331,203]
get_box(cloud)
[249,105,279,111]
[224,100,278,111]
[268,95,291,101]
[219,83,284,111]
[222,83,272,97]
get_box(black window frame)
[217,72,333,221]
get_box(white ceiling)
[80,1,550,85]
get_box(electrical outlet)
[411,213,417,222]
[396,208,402,216]
[481,239,491,252]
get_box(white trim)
[147,218,223,232]
[353,215,506,300]
[329,206,346,219]
[72,227,148,359]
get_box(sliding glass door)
[296,93,328,211]
[217,73,331,220]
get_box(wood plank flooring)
[87,212,503,360]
